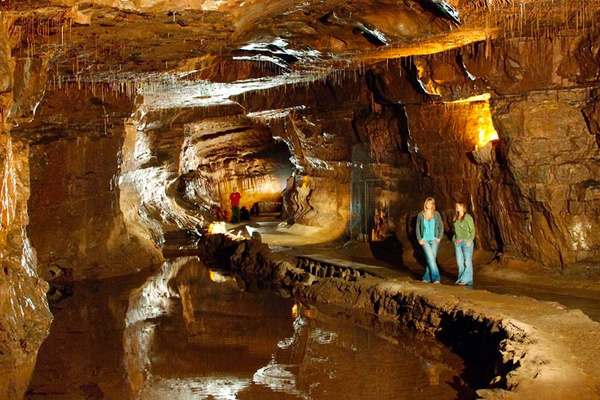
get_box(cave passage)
[27,257,472,400]
[4,1,600,399]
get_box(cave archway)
[175,116,294,223]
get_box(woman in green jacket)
[453,202,475,286]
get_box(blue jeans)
[421,240,440,282]
[455,241,474,285]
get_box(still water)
[28,257,472,400]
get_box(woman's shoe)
[457,282,467,286]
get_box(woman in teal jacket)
[416,197,444,283]
[453,202,476,286]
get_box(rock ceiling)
[3,0,598,110]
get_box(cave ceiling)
[4,0,597,112]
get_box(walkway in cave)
[223,218,600,323]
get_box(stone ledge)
[296,254,403,280]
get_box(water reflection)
[29,257,471,399]
[126,257,296,399]
[127,257,470,400]
[247,305,470,400]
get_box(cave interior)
[2,0,600,399]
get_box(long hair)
[423,197,435,212]
[455,201,467,221]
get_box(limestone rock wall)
[463,38,600,267]
[490,90,600,266]
[119,108,218,251]
[0,131,52,400]
[6,0,598,274]
[177,111,292,219]
[333,36,600,269]
[21,86,164,280]
[231,31,600,270]
[0,20,52,399]
[238,79,371,238]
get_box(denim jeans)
[455,241,474,285]
[421,240,440,282]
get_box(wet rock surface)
[1,28,52,399]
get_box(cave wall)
[490,90,600,266]
[177,111,292,219]
[119,105,207,244]
[0,21,52,399]
[122,101,293,231]
[21,86,164,280]
[2,0,599,292]
[401,100,495,243]
[237,78,374,239]
[0,131,52,400]
[265,107,355,235]
[464,38,600,267]
[1,0,599,396]
[368,35,600,268]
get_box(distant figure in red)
[229,187,241,223]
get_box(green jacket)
[416,211,444,241]
[453,214,475,242]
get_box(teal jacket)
[453,214,475,242]
[416,211,444,242]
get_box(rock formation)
[0,21,52,399]
[1,0,600,397]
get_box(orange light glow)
[477,126,499,150]
[208,269,234,283]
[301,176,309,188]
[451,93,499,150]
[475,110,499,150]
[260,179,281,194]
[292,302,298,318]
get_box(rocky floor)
[231,218,600,323]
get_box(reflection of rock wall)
[0,28,52,398]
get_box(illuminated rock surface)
[1,0,600,398]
